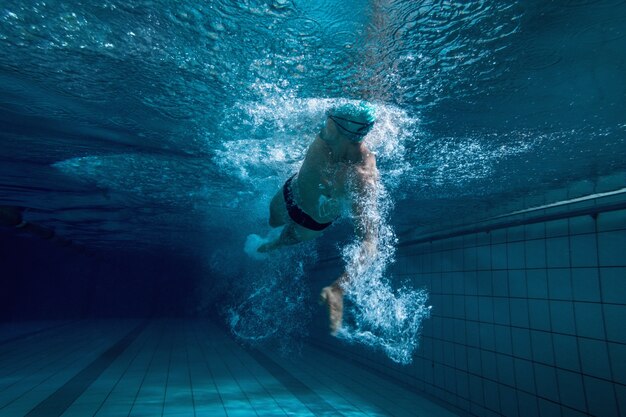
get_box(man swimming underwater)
[246,102,380,335]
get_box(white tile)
[468,375,484,405]
[574,302,606,340]
[452,271,465,295]
[499,385,519,417]
[491,228,507,244]
[455,371,469,399]
[482,379,500,413]
[476,246,491,271]
[493,298,510,326]
[479,323,495,351]
[598,231,626,267]
[538,398,561,417]
[615,385,626,417]
[478,296,494,323]
[481,350,497,380]
[441,272,454,294]
[466,321,480,347]
[477,271,492,296]
[507,241,525,269]
[556,369,586,413]
[600,267,626,304]
[517,391,538,417]
[552,333,580,372]
[508,270,527,297]
[453,295,466,319]
[571,268,602,302]
[454,344,467,372]
[514,358,536,393]
[511,328,532,360]
[570,234,598,267]
[496,354,515,386]
[531,330,554,365]
[550,301,577,335]
[465,296,479,322]
[534,363,559,402]
[491,243,507,270]
[598,209,626,232]
[494,325,512,355]
[525,223,545,240]
[525,240,546,268]
[467,347,482,375]
[603,304,626,344]
[569,215,596,235]
[608,342,626,385]
[584,375,620,417]
[492,271,508,297]
[526,270,548,299]
[464,246,478,270]
[548,268,572,300]
[509,298,529,328]
[579,338,611,379]
[464,271,478,295]
[546,219,569,238]
[528,299,551,331]
[546,237,570,268]
[508,225,525,242]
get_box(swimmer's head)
[326,101,376,142]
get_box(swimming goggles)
[328,115,375,137]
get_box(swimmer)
[245,102,380,335]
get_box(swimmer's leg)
[258,222,309,252]
[268,189,287,227]
[244,223,304,259]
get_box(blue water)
[1,0,625,363]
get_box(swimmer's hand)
[319,283,344,336]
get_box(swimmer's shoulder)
[305,136,330,161]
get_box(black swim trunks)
[283,175,333,231]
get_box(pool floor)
[0,319,457,417]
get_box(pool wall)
[310,172,626,417]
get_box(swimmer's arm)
[337,162,380,286]
[352,165,380,256]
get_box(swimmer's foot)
[244,234,269,260]
[319,284,343,336]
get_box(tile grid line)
[0,321,91,376]
[0,322,125,410]
[594,215,622,417]
[309,341,471,417]
[190,322,227,416]
[345,328,626,389]
[0,320,80,347]
[127,321,165,417]
[222,334,300,416]
[90,322,155,417]
[202,319,345,417]
[315,339,599,417]
[290,348,388,416]
[208,328,262,417]
[301,343,448,417]
[183,321,197,417]
[507,231,524,417]
[23,320,148,417]
[161,321,176,417]
[569,216,591,416]
[539,219,563,417]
